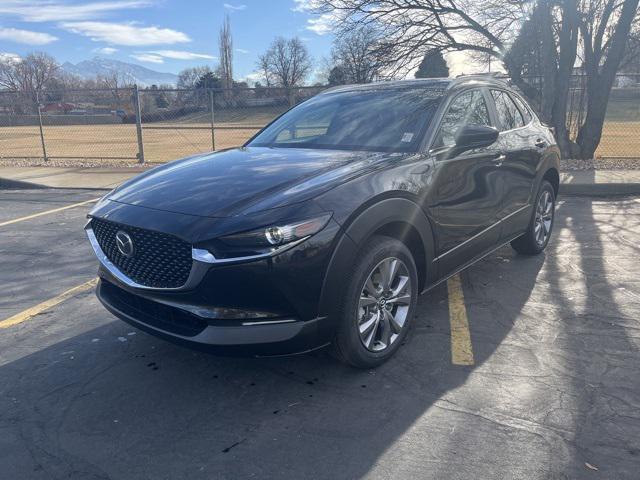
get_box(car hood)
[108,147,399,217]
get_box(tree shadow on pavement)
[541,196,640,478]
[10,201,631,479]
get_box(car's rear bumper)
[96,278,331,356]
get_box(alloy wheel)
[534,190,554,246]
[357,257,412,352]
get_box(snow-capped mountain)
[61,57,178,86]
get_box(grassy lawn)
[1,116,638,163]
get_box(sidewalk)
[560,170,640,196]
[1,165,640,195]
[0,166,149,190]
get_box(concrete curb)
[0,177,111,191]
[560,183,640,196]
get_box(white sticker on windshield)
[401,132,414,142]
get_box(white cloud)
[0,52,21,63]
[61,21,191,46]
[306,12,336,35]
[223,3,246,11]
[242,71,263,85]
[291,1,337,35]
[130,53,164,64]
[291,0,315,12]
[147,50,215,60]
[0,27,58,45]
[94,46,118,55]
[0,0,150,22]
[235,48,249,54]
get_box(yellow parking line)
[0,278,98,329]
[0,198,100,227]
[447,274,475,365]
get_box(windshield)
[247,87,443,153]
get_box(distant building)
[42,102,75,113]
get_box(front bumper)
[96,279,330,356]
[86,203,342,355]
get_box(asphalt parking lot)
[1,188,639,479]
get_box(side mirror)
[453,125,499,153]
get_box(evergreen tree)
[414,51,449,78]
[328,66,347,85]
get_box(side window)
[511,94,532,124]
[435,90,491,148]
[491,90,525,131]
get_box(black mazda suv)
[86,77,559,368]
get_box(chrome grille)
[91,218,192,289]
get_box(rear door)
[489,89,540,239]
[428,88,505,278]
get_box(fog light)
[265,226,285,245]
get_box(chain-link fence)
[521,73,640,158]
[0,85,327,164]
[0,77,639,164]
[0,87,139,162]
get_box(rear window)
[248,88,443,153]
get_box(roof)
[319,75,511,96]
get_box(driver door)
[428,88,506,278]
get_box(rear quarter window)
[511,94,533,124]
[491,90,525,131]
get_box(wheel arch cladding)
[318,197,435,323]
[543,167,560,197]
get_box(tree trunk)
[575,0,640,159]
[551,0,580,159]
[575,78,611,158]
[539,0,557,122]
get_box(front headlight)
[211,213,333,259]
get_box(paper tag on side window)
[401,132,414,142]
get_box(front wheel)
[511,180,556,255]
[332,235,418,368]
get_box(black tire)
[511,180,556,255]
[332,235,419,368]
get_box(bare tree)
[576,0,640,158]
[96,69,134,109]
[314,0,525,76]
[177,66,213,89]
[313,0,639,159]
[257,37,312,89]
[0,52,58,101]
[511,0,640,158]
[331,26,381,83]
[503,0,579,156]
[621,20,640,73]
[0,55,22,91]
[219,14,233,90]
[257,54,274,87]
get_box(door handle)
[491,154,506,166]
[534,139,547,148]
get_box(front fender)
[317,197,436,327]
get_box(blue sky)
[0,0,335,82]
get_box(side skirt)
[420,232,524,295]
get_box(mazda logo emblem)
[115,230,135,258]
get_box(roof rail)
[447,72,510,89]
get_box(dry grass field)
[0,119,638,164]
[0,122,261,163]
